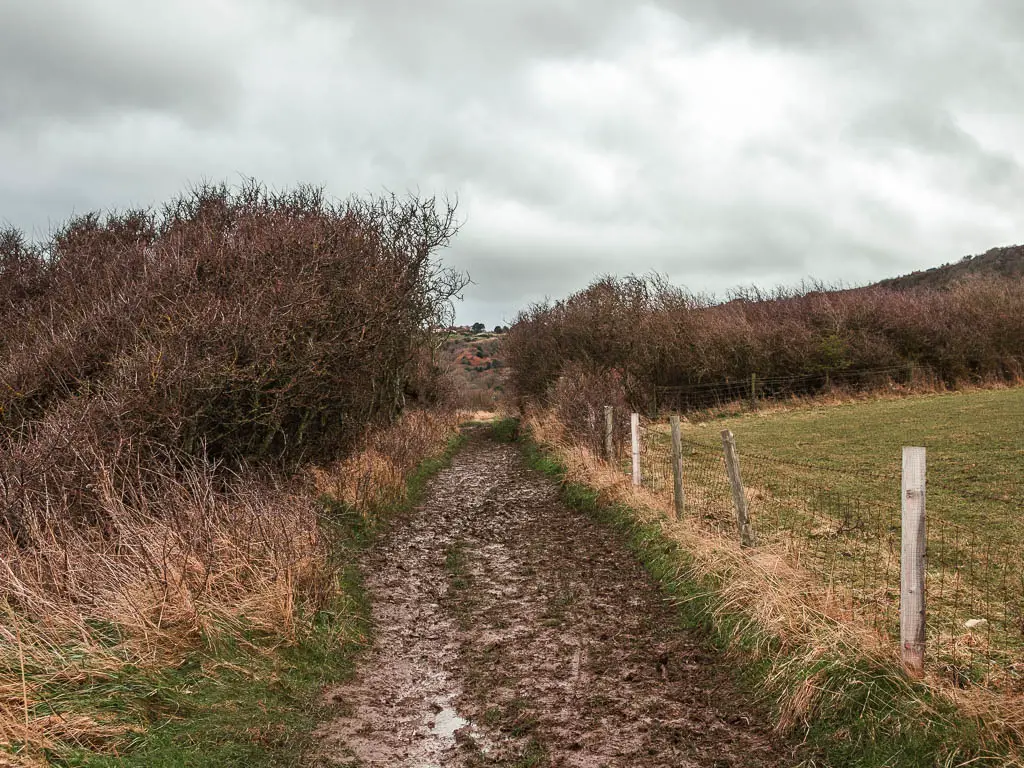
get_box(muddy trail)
[315,428,795,767]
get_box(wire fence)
[587,412,1023,692]
[654,364,920,412]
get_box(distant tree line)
[466,322,507,334]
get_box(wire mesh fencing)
[597,411,1022,692]
[654,364,921,413]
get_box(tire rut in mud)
[314,429,793,767]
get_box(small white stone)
[963,618,988,629]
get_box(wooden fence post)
[750,373,758,408]
[670,414,684,520]
[604,406,614,460]
[721,430,755,547]
[901,446,927,677]
[631,413,641,487]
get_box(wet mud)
[315,429,794,766]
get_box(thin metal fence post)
[901,446,927,677]
[630,413,641,487]
[721,429,755,547]
[670,414,684,520]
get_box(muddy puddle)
[314,429,794,766]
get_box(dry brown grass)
[0,409,460,760]
[0,467,329,757]
[460,409,499,423]
[310,409,461,518]
[527,409,1024,755]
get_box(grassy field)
[680,387,1023,512]
[639,388,1023,687]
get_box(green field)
[681,388,1023,512]
[642,388,1023,687]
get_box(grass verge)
[660,389,1024,683]
[34,432,467,768]
[513,418,1019,768]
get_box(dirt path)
[314,429,794,767]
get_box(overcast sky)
[2,1,1022,326]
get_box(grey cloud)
[0,1,240,128]
[846,99,1024,206]
[657,0,878,46]
[310,0,634,70]
[1,0,1023,328]
[849,101,973,155]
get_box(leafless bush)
[0,182,466,539]
[504,274,1024,410]
[547,363,629,453]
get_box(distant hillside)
[441,329,506,409]
[878,244,1024,290]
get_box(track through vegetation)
[314,427,794,767]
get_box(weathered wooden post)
[604,406,614,461]
[901,446,927,677]
[750,373,758,408]
[721,429,755,547]
[631,413,641,487]
[670,414,684,520]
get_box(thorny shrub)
[0,182,466,539]
[504,274,1024,411]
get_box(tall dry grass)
[310,409,461,518]
[0,408,460,758]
